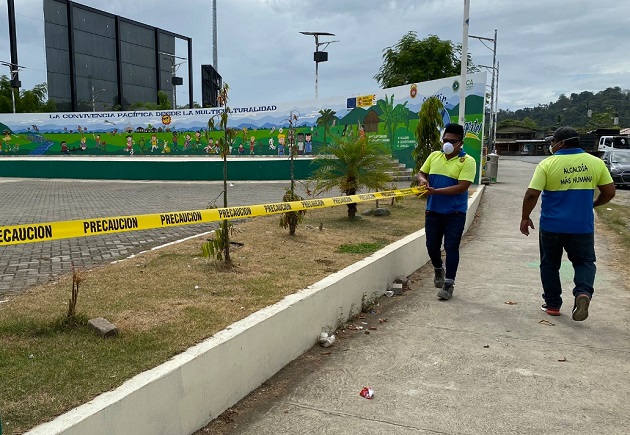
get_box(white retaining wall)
[27,186,484,435]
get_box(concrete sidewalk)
[202,158,630,434]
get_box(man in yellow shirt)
[520,127,615,321]
[415,123,477,300]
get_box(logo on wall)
[162,115,172,126]
[410,84,418,98]
[452,80,460,92]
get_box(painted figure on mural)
[277,134,285,156]
[162,139,171,154]
[171,131,179,152]
[60,140,69,155]
[304,132,313,155]
[183,133,192,150]
[138,136,146,154]
[297,132,305,156]
[195,131,203,150]
[125,135,134,154]
[80,136,87,151]
[250,136,256,155]
[204,137,214,154]
[1,130,11,153]
[238,143,244,154]
[150,134,159,152]
[268,137,275,150]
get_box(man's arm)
[594,183,615,207]
[520,188,541,236]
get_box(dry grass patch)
[0,196,427,433]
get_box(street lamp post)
[1,60,23,113]
[470,29,498,152]
[159,52,187,109]
[91,86,105,112]
[299,32,338,99]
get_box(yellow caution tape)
[0,187,426,246]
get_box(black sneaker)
[437,281,454,300]
[434,267,445,288]
[572,294,590,321]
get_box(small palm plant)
[311,135,393,219]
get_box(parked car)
[601,149,630,187]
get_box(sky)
[1,0,629,112]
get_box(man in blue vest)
[520,126,615,321]
[415,123,477,300]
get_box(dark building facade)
[201,64,222,108]
[43,0,193,111]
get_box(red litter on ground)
[359,387,374,399]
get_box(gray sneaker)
[437,280,454,300]
[434,267,445,288]
[572,294,590,321]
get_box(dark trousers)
[539,230,596,309]
[425,211,467,281]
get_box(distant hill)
[497,87,630,132]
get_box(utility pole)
[91,86,105,112]
[159,52,187,109]
[471,29,498,152]
[458,0,470,125]
[212,0,218,70]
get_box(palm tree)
[311,135,393,219]
[412,96,445,176]
[316,108,336,146]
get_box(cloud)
[1,0,629,113]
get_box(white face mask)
[442,142,455,154]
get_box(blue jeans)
[539,230,596,309]
[425,211,467,281]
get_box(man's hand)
[520,218,535,236]
[415,173,429,188]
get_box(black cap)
[545,126,579,142]
[444,123,464,139]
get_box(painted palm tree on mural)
[377,95,410,148]
[316,108,336,146]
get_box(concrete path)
[198,158,630,434]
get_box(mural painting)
[0,72,487,179]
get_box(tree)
[413,97,445,176]
[374,32,478,88]
[0,77,56,113]
[316,109,336,146]
[202,84,237,264]
[311,135,393,219]
[280,111,306,236]
[127,91,172,111]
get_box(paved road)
[0,179,316,297]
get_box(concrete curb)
[26,187,484,435]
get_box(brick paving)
[0,178,318,297]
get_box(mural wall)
[0,72,486,177]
